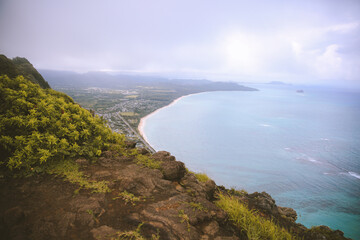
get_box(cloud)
[315,44,343,78]
[290,20,360,83]
[326,22,359,34]
[219,31,265,74]
[0,0,359,87]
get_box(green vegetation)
[135,154,161,169]
[188,170,211,182]
[193,172,210,182]
[113,190,144,206]
[216,193,295,240]
[178,210,191,232]
[113,223,160,240]
[229,187,248,196]
[0,55,50,89]
[86,209,99,223]
[186,202,207,212]
[0,75,126,173]
[47,160,110,193]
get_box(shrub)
[0,75,126,172]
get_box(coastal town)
[97,111,155,152]
[50,76,256,154]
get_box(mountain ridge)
[0,55,50,89]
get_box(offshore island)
[0,54,352,240]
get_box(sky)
[0,0,360,87]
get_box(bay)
[142,84,360,239]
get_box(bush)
[0,75,126,172]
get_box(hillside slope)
[0,54,50,89]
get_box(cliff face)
[0,150,351,240]
[0,54,50,89]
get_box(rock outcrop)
[0,151,352,240]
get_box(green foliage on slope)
[0,75,126,173]
[216,193,296,240]
[47,159,110,193]
[0,54,50,89]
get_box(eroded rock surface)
[0,150,352,240]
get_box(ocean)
[141,84,360,239]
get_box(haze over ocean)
[142,84,360,239]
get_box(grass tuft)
[135,154,161,169]
[113,223,160,240]
[194,172,210,183]
[178,210,191,232]
[215,193,296,240]
[46,160,110,193]
[186,202,207,212]
[229,187,248,196]
[112,190,144,206]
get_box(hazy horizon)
[1,0,359,88]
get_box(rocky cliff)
[0,149,351,240]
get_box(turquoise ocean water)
[142,84,360,239]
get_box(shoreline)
[138,93,199,146]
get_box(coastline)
[138,93,199,146]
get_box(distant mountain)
[0,54,50,89]
[39,69,257,91]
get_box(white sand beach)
[137,93,197,144]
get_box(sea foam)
[348,172,360,180]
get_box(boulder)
[161,160,186,181]
[181,173,216,200]
[116,164,174,197]
[152,151,176,162]
[248,192,279,215]
[278,206,297,222]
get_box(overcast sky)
[0,0,359,87]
